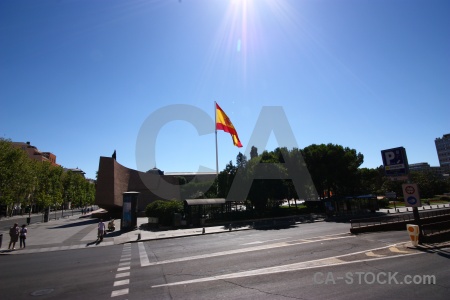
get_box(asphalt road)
[1,221,449,299]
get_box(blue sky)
[1,0,449,180]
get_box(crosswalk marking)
[114,279,129,287]
[111,288,129,297]
[111,244,131,298]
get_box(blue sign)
[381,147,409,176]
[407,196,417,205]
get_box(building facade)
[12,141,59,166]
[435,133,450,168]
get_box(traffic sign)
[381,147,409,176]
[402,183,421,207]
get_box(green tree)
[250,146,258,159]
[357,167,383,195]
[245,150,288,210]
[410,171,448,198]
[73,173,87,207]
[34,162,54,210]
[0,139,34,215]
[302,144,364,198]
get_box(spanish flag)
[215,103,243,148]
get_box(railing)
[422,220,450,236]
[223,213,326,230]
[351,207,450,229]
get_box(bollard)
[229,224,232,231]
[137,233,141,240]
[202,227,205,234]
[406,224,419,247]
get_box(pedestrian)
[8,223,20,250]
[20,224,28,249]
[98,219,105,240]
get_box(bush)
[145,200,184,226]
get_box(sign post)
[381,147,422,244]
[381,147,409,179]
[402,183,421,208]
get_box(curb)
[123,226,253,244]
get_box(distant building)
[64,167,86,177]
[435,133,450,168]
[12,141,59,166]
[409,163,431,172]
[409,162,449,176]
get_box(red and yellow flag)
[215,103,243,148]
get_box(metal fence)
[351,207,450,229]
[422,220,450,236]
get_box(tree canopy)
[0,138,95,216]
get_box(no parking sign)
[402,183,421,207]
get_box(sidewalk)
[0,210,250,255]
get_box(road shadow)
[50,218,98,229]
[437,250,450,259]
[86,238,105,246]
[86,241,98,247]
[104,230,123,238]
[0,249,15,254]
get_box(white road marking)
[389,246,412,254]
[152,248,421,288]
[242,237,292,245]
[115,272,130,278]
[366,251,385,257]
[138,242,150,266]
[111,288,129,297]
[113,279,130,287]
[140,234,354,267]
[111,244,132,297]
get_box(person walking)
[8,223,20,250]
[19,224,28,249]
[97,219,105,240]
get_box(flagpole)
[215,101,219,195]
